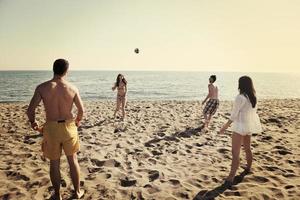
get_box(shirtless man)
[27,59,85,200]
[202,75,219,131]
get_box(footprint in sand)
[148,170,160,182]
[151,150,163,156]
[174,191,190,199]
[5,171,30,181]
[287,159,295,164]
[143,184,161,194]
[168,179,181,187]
[18,153,33,158]
[157,132,165,137]
[194,142,208,148]
[120,177,137,187]
[148,158,157,165]
[23,138,36,145]
[199,174,210,181]
[114,125,127,133]
[282,173,296,178]
[25,181,40,189]
[87,167,102,173]
[252,175,269,183]
[285,185,295,190]
[271,145,292,155]
[217,148,230,154]
[261,135,273,141]
[264,165,281,172]
[91,158,121,168]
[86,173,96,180]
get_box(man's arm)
[74,89,84,127]
[27,87,42,130]
[202,85,212,104]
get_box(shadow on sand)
[24,133,42,140]
[193,169,250,200]
[144,125,204,147]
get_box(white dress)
[230,94,262,135]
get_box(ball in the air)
[134,48,139,54]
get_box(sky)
[0,0,300,73]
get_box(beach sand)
[0,99,299,200]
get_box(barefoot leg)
[243,135,252,171]
[50,159,62,200]
[227,133,243,182]
[67,154,84,198]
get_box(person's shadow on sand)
[193,169,249,200]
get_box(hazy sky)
[0,0,300,72]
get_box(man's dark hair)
[210,75,216,83]
[53,59,69,75]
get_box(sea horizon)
[1,71,300,102]
[0,69,299,74]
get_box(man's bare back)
[39,78,82,121]
[27,77,84,125]
[208,83,218,100]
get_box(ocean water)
[0,71,299,102]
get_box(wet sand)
[0,99,299,199]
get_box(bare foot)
[242,167,251,174]
[75,190,85,199]
[49,193,62,200]
[223,180,233,189]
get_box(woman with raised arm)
[112,74,127,121]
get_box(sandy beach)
[0,99,299,200]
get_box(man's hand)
[219,126,226,134]
[74,89,84,128]
[31,121,39,130]
[30,121,43,133]
[75,119,81,127]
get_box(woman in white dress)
[219,76,262,186]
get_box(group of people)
[26,59,262,199]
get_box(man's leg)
[203,113,207,126]
[50,159,62,200]
[203,114,211,131]
[206,114,212,127]
[67,154,84,198]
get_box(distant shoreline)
[0,70,299,74]
[1,98,300,104]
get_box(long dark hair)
[238,76,257,108]
[116,74,127,87]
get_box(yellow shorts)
[42,120,80,160]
